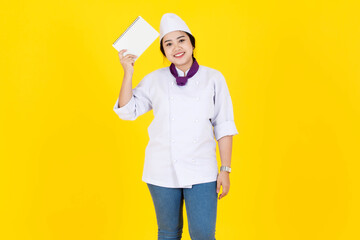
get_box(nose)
[173,43,182,52]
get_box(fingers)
[120,55,137,68]
[219,183,230,200]
[118,49,127,56]
[118,49,137,61]
[125,56,137,65]
[123,54,138,60]
[217,173,230,200]
[121,55,136,62]
[118,49,127,61]
[118,50,137,69]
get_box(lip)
[173,52,185,58]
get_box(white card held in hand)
[112,16,159,60]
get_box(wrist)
[220,166,231,173]
[124,71,133,78]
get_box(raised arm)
[117,49,136,108]
[113,50,153,121]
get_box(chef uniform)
[113,13,238,189]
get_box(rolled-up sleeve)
[113,75,152,120]
[210,72,239,141]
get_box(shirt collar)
[175,66,190,77]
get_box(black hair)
[160,32,195,58]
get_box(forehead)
[162,30,188,42]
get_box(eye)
[179,39,185,42]
[166,43,172,46]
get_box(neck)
[175,58,194,75]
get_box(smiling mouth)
[174,52,185,57]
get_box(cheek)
[164,47,172,58]
[164,51,172,59]
[185,43,193,52]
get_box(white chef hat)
[159,13,192,42]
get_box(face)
[162,31,194,69]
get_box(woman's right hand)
[118,49,137,75]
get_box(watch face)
[221,166,231,172]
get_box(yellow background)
[1,0,360,239]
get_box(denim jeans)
[147,181,218,240]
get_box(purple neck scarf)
[169,58,199,86]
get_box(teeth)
[175,52,184,57]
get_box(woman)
[113,13,238,240]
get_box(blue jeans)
[147,181,218,240]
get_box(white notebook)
[112,16,159,60]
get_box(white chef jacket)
[113,65,238,188]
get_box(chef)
[113,13,238,240]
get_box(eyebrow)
[164,35,186,43]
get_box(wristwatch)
[220,166,231,173]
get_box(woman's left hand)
[216,171,230,200]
